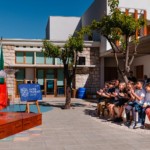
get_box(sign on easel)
[19,84,42,113]
[19,84,42,101]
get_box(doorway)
[136,65,143,80]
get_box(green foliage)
[90,1,145,46]
[89,0,146,79]
[108,0,119,13]
[42,40,61,58]
[42,28,85,65]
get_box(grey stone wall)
[3,45,15,97]
[76,47,101,94]
[3,44,101,97]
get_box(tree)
[42,29,90,109]
[90,0,145,82]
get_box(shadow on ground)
[40,101,88,109]
[84,108,124,127]
[84,108,98,117]
[1,102,53,113]
[83,99,98,104]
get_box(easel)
[19,83,42,114]
[25,100,41,113]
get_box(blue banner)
[19,84,42,101]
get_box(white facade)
[45,0,150,84]
[119,0,150,19]
[46,16,81,41]
[131,55,150,77]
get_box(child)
[125,81,146,129]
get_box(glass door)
[46,79,54,95]
[45,69,55,96]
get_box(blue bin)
[77,88,86,99]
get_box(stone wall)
[3,45,15,97]
[76,47,101,94]
[3,44,101,97]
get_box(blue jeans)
[128,101,143,124]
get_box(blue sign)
[19,84,42,101]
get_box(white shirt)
[135,88,146,104]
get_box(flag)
[0,45,4,84]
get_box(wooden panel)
[0,112,42,139]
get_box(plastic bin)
[77,88,86,99]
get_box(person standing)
[128,71,137,83]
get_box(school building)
[2,0,150,99]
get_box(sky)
[0,0,94,39]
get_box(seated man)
[97,81,115,117]
[125,80,146,129]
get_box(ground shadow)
[83,99,98,104]
[1,102,53,113]
[84,108,98,117]
[40,101,87,109]
[84,108,124,126]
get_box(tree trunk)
[118,70,129,83]
[64,85,72,109]
[122,74,129,83]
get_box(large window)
[15,51,62,65]
[36,52,54,64]
[15,52,34,64]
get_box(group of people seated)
[97,76,150,129]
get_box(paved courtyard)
[0,98,150,150]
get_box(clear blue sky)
[0,0,94,39]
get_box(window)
[16,52,24,63]
[15,51,58,65]
[36,52,45,64]
[26,52,34,64]
[46,57,54,65]
[15,52,34,64]
[56,58,63,65]
[57,69,64,86]
[46,69,54,79]
[57,69,64,95]
[15,69,25,95]
[78,57,85,65]
[16,69,25,80]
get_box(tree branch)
[128,43,138,66]
[125,35,130,73]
